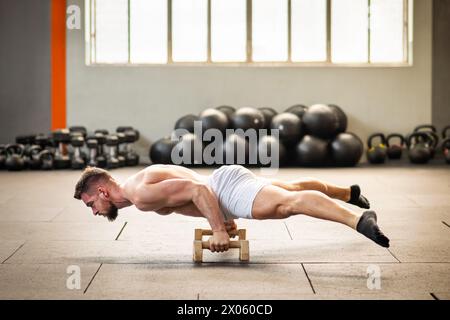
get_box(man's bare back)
[121,164,207,217]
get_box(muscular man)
[73,165,389,252]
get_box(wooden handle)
[200,229,239,237]
[201,241,242,249]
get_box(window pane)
[211,0,246,62]
[172,0,207,62]
[370,0,403,62]
[252,0,288,62]
[95,0,128,63]
[291,0,326,62]
[332,0,368,63]
[130,0,167,63]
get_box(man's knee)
[275,190,326,218]
[274,192,307,219]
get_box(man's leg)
[252,185,389,247]
[268,178,370,209]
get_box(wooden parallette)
[193,228,249,263]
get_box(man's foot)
[347,185,370,209]
[356,211,390,248]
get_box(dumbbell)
[35,134,51,150]
[52,129,71,169]
[123,130,139,166]
[69,126,87,139]
[15,134,36,146]
[193,229,249,263]
[106,135,120,169]
[94,132,107,168]
[95,129,109,136]
[71,135,86,170]
[117,126,140,140]
[86,137,98,167]
[116,133,127,167]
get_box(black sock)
[356,211,390,248]
[348,185,370,209]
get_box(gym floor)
[0,165,448,300]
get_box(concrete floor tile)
[304,263,450,299]
[52,204,142,223]
[0,222,124,241]
[85,263,313,299]
[5,241,109,264]
[119,219,211,242]
[85,264,198,299]
[405,195,450,207]
[368,195,420,209]
[197,264,314,299]
[0,193,14,205]
[0,240,25,263]
[0,263,100,299]
[387,238,450,263]
[239,239,396,264]
[285,218,362,241]
[433,292,450,300]
[5,240,193,264]
[0,204,63,222]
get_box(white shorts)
[206,165,271,220]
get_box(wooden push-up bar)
[193,228,249,262]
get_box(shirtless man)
[74,165,390,252]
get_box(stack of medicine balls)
[149,104,364,167]
[0,126,140,171]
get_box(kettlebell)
[423,131,439,158]
[407,132,431,164]
[366,133,387,164]
[442,125,450,139]
[5,144,25,171]
[386,134,405,160]
[414,125,439,158]
[40,150,54,170]
[414,124,437,134]
[0,145,6,169]
[28,145,43,170]
[442,138,450,164]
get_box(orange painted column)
[51,0,66,130]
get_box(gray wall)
[67,0,432,162]
[432,0,450,131]
[0,0,51,144]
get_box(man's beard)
[106,203,119,222]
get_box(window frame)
[85,0,413,67]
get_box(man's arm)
[134,179,230,251]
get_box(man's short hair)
[74,167,111,200]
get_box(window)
[291,0,327,62]
[172,0,207,62]
[86,0,413,66]
[211,0,247,62]
[252,0,288,62]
